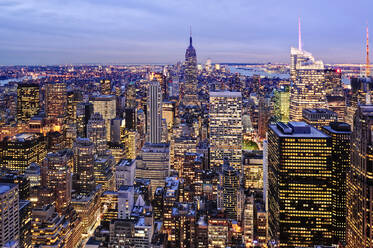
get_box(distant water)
[229,66,351,85]
[229,66,290,79]
[0,76,42,86]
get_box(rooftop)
[12,133,39,142]
[209,91,242,98]
[0,183,15,194]
[270,122,329,138]
[303,108,337,115]
[323,122,351,134]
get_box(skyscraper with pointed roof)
[183,30,198,106]
[289,18,341,121]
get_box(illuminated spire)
[298,17,302,51]
[367,24,370,77]
[190,25,192,46]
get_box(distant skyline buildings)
[0,1,373,65]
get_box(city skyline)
[1,0,373,65]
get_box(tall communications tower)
[367,25,370,77]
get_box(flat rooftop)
[12,133,39,142]
[209,91,242,98]
[270,121,329,138]
[303,108,336,115]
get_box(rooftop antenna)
[298,17,302,51]
[366,23,370,77]
[189,25,192,46]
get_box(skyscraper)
[273,88,290,122]
[302,108,338,130]
[45,82,67,119]
[289,24,343,122]
[147,81,162,144]
[209,91,242,171]
[87,113,107,156]
[76,102,94,138]
[268,122,333,247]
[136,143,169,196]
[41,149,73,213]
[66,90,83,125]
[16,83,40,123]
[89,95,116,141]
[322,122,351,245]
[125,82,137,109]
[347,105,373,247]
[183,32,198,106]
[0,133,46,173]
[290,47,327,121]
[0,183,19,247]
[73,138,96,195]
[222,161,240,220]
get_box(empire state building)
[183,34,198,106]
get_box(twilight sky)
[0,0,372,65]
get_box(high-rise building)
[268,122,333,247]
[172,136,197,173]
[94,155,115,191]
[110,118,122,143]
[125,108,137,131]
[66,90,83,125]
[16,83,40,123]
[136,143,169,196]
[302,108,338,130]
[87,113,107,156]
[273,88,290,122]
[89,95,116,141]
[347,105,373,247]
[242,150,263,191]
[0,174,30,201]
[46,131,65,152]
[243,194,254,247]
[100,79,111,95]
[118,185,134,219]
[162,176,183,240]
[121,129,137,160]
[346,77,372,127]
[147,81,162,144]
[24,163,41,187]
[290,47,327,121]
[209,91,242,171]
[125,82,137,109]
[0,183,19,247]
[207,218,229,248]
[258,96,271,139]
[115,159,136,189]
[109,219,134,247]
[41,149,73,213]
[183,33,198,106]
[45,82,67,119]
[222,161,240,220]
[0,133,46,173]
[73,138,96,195]
[76,102,94,138]
[19,200,31,248]
[326,95,346,122]
[108,142,125,163]
[322,122,351,245]
[162,101,174,131]
[31,205,69,247]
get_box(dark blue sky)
[0,0,372,65]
